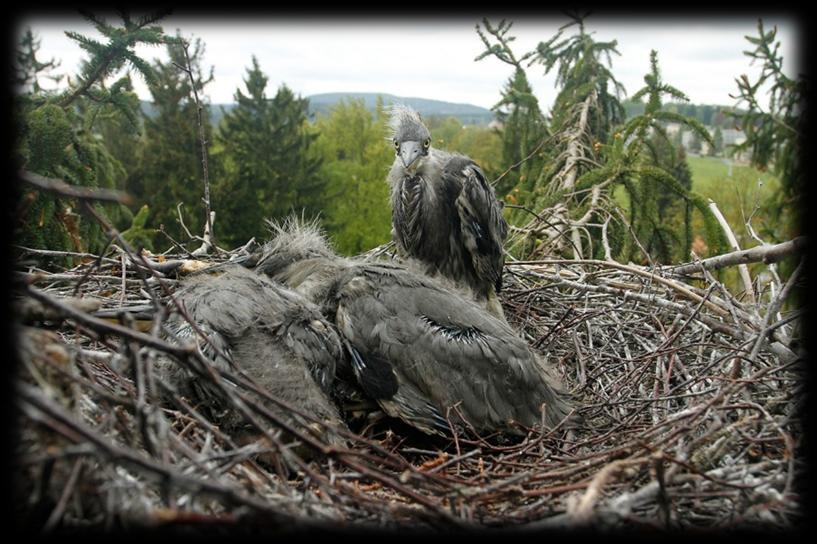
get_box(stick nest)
[13,242,805,533]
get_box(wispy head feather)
[387,103,430,143]
[255,215,337,277]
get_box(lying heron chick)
[157,264,346,453]
[254,218,575,437]
[387,104,509,319]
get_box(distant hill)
[306,92,494,126]
[140,92,494,127]
[139,101,237,127]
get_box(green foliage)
[121,204,157,249]
[728,19,803,240]
[427,117,503,177]
[475,20,548,200]
[711,127,724,156]
[13,14,172,264]
[24,103,72,173]
[214,56,326,248]
[129,34,216,250]
[60,9,170,110]
[615,50,724,263]
[311,97,392,254]
[14,28,62,93]
[478,14,627,255]
[531,14,625,145]
[495,68,549,198]
[475,16,729,265]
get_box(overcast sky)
[16,12,802,114]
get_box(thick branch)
[670,236,806,276]
[20,170,133,205]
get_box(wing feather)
[335,267,570,434]
[444,159,508,294]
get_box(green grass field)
[686,154,780,248]
[609,154,783,296]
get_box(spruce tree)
[214,57,325,248]
[475,19,548,201]
[477,14,625,258]
[14,28,62,94]
[729,19,803,241]
[711,127,724,156]
[615,50,724,264]
[311,97,392,254]
[132,34,216,250]
[13,12,170,262]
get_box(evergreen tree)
[59,10,168,113]
[531,13,626,156]
[711,127,724,156]
[214,56,325,248]
[687,131,702,154]
[615,50,723,264]
[131,34,217,250]
[639,131,695,262]
[475,19,548,200]
[494,68,548,198]
[13,28,62,94]
[477,14,625,258]
[729,19,804,241]
[13,12,170,261]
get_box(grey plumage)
[387,105,509,318]
[157,264,346,448]
[254,219,575,436]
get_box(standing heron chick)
[157,264,346,454]
[387,105,509,319]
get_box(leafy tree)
[449,126,504,178]
[426,116,463,150]
[311,97,392,254]
[214,57,325,248]
[426,118,503,179]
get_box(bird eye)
[393,140,399,149]
[423,139,430,149]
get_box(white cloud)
[16,14,801,113]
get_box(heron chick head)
[388,104,431,172]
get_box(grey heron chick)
[254,219,575,437]
[387,105,509,319]
[158,264,346,451]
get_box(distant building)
[721,128,746,146]
[665,122,682,136]
[664,123,751,161]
